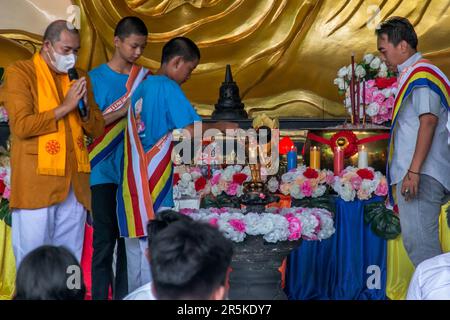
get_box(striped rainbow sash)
[387,59,450,204]
[88,65,150,169]
[117,101,174,238]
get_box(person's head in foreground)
[150,219,233,300]
[14,245,86,300]
[375,16,418,71]
[159,36,200,85]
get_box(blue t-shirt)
[88,63,129,186]
[131,75,201,207]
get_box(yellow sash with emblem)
[33,53,90,176]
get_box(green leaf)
[364,202,400,240]
[0,198,11,227]
[291,195,336,214]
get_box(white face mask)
[48,45,77,73]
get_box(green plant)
[364,202,401,240]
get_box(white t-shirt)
[407,252,450,300]
[123,282,156,300]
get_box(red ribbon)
[305,131,390,158]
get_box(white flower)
[334,77,346,90]
[363,53,374,64]
[312,184,327,198]
[263,214,289,243]
[381,88,392,98]
[289,184,303,199]
[267,177,279,193]
[377,69,388,78]
[370,57,381,69]
[355,65,366,79]
[181,173,192,183]
[211,184,221,196]
[243,213,263,236]
[337,66,348,78]
[346,63,355,77]
[379,62,388,72]
[366,102,380,117]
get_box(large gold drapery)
[2,0,449,118]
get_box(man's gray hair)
[43,20,79,44]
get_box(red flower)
[375,77,397,89]
[195,177,207,192]
[330,131,358,158]
[303,168,319,179]
[356,168,374,180]
[232,173,248,185]
[173,173,180,186]
[0,180,4,195]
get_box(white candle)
[358,145,368,168]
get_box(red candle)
[362,80,366,125]
[356,77,360,125]
[350,53,356,125]
[334,146,344,176]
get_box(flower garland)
[179,207,335,243]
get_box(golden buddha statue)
[1,1,449,119]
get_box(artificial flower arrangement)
[334,53,397,124]
[331,166,388,202]
[179,206,335,243]
[279,166,335,199]
[173,165,253,208]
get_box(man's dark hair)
[43,20,79,44]
[14,246,86,300]
[147,209,193,248]
[150,220,233,300]
[114,16,148,39]
[161,37,200,65]
[375,16,418,50]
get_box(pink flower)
[210,173,222,186]
[209,218,219,227]
[211,207,229,215]
[326,172,335,185]
[180,208,195,215]
[226,183,239,196]
[285,214,302,241]
[366,87,377,103]
[357,188,371,200]
[229,219,246,233]
[301,180,313,197]
[295,208,306,214]
[367,80,376,88]
[373,93,385,105]
[259,193,266,200]
[375,179,388,196]
[385,96,395,109]
[2,187,10,200]
[350,175,362,190]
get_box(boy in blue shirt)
[128,37,237,283]
[89,16,149,300]
[131,36,238,209]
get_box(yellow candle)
[310,146,321,170]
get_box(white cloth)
[123,281,156,300]
[407,252,450,300]
[125,237,151,293]
[125,206,172,293]
[12,187,87,268]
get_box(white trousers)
[125,206,171,293]
[12,188,87,269]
